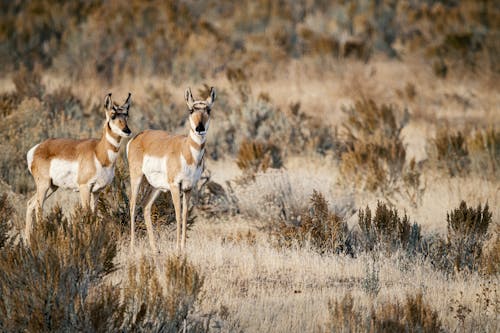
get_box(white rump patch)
[27,143,40,173]
[142,155,170,190]
[49,159,79,189]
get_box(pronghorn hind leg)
[129,175,143,250]
[170,184,182,252]
[181,190,191,251]
[25,194,37,243]
[143,188,160,253]
[26,180,51,243]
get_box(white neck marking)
[190,130,206,145]
[107,149,118,163]
[106,131,120,148]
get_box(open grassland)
[1,1,499,332]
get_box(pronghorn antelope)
[127,87,216,252]
[25,93,132,241]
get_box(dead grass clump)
[0,91,22,118]
[326,292,442,333]
[341,98,408,192]
[358,202,421,254]
[273,190,351,255]
[432,128,470,177]
[12,65,45,99]
[447,200,492,273]
[480,223,500,276]
[236,139,283,182]
[0,206,118,332]
[120,255,204,332]
[0,194,14,249]
[467,128,500,179]
[44,86,84,121]
[193,172,239,218]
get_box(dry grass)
[0,1,499,331]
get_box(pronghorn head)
[185,87,216,137]
[104,92,132,138]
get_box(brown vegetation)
[0,1,498,331]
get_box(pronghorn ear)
[185,87,195,110]
[104,93,113,110]
[206,87,216,108]
[122,92,132,112]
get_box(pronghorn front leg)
[181,189,191,251]
[90,191,100,213]
[170,184,182,252]
[79,185,92,210]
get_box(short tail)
[26,143,40,174]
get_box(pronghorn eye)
[111,113,116,120]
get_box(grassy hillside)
[0,1,499,332]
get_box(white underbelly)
[49,159,79,189]
[143,155,170,191]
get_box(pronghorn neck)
[188,129,206,165]
[189,129,206,149]
[96,122,122,165]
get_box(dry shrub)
[341,98,408,192]
[0,204,204,332]
[273,190,351,255]
[326,292,442,333]
[0,91,22,118]
[44,86,84,121]
[358,202,421,254]
[120,255,204,332]
[12,65,45,99]
[480,223,500,276]
[431,128,470,177]
[0,206,118,332]
[236,139,283,182]
[0,194,14,249]
[193,171,239,218]
[467,128,500,179]
[210,75,337,160]
[446,200,492,273]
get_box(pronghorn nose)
[195,123,205,133]
[123,126,131,135]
